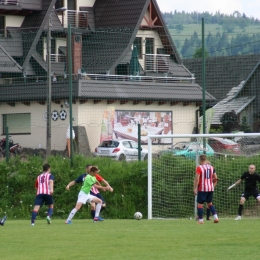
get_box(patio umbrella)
[129,45,140,76]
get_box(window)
[0,16,5,37]
[122,141,131,148]
[130,141,138,149]
[67,0,76,10]
[3,113,31,134]
[55,0,64,9]
[145,38,154,70]
[99,140,119,148]
[133,37,142,58]
[145,38,154,54]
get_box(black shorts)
[197,191,213,204]
[241,189,260,200]
[34,194,54,206]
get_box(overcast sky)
[156,0,260,19]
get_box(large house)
[0,0,214,154]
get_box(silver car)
[94,139,148,161]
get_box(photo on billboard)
[114,110,172,144]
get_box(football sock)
[47,208,53,217]
[67,208,77,221]
[91,210,95,219]
[31,210,38,223]
[197,206,203,219]
[209,204,217,216]
[238,204,243,216]
[95,203,102,218]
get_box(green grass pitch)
[0,219,258,260]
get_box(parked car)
[208,137,240,154]
[237,136,260,154]
[159,141,214,159]
[94,139,148,161]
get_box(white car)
[94,139,148,161]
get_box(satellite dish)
[64,100,69,108]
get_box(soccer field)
[0,219,258,260]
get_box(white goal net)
[147,133,260,220]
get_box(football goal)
[147,133,260,220]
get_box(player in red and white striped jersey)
[31,164,54,226]
[194,154,219,224]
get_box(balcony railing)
[80,73,195,84]
[46,54,66,63]
[57,10,88,29]
[143,54,170,73]
[0,0,20,5]
[0,73,195,85]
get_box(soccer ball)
[51,110,59,121]
[134,212,142,220]
[59,110,67,120]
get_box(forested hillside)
[162,11,260,58]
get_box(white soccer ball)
[134,212,142,220]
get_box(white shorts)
[77,191,95,204]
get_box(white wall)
[77,0,95,10]
[0,101,78,151]
[0,100,197,152]
[5,15,24,27]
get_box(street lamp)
[46,7,67,158]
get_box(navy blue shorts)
[34,194,54,206]
[197,191,213,204]
[90,191,105,204]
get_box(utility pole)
[46,14,52,158]
[45,7,66,159]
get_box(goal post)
[147,133,260,220]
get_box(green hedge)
[0,156,147,220]
[1,154,260,220]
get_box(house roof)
[183,54,260,102]
[0,45,23,73]
[21,0,57,71]
[0,79,215,103]
[78,80,215,102]
[168,61,192,77]
[0,28,23,57]
[82,0,185,76]
[0,0,190,80]
[82,0,148,74]
[211,96,255,125]
[210,81,255,124]
[21,0,42,11]
[0,81,78,102]
[21,0,54,28]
